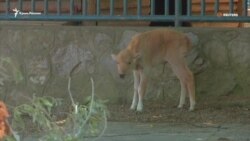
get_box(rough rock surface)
[0,27,249,106]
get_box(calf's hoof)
[189,107,195,112]
[130,105,136,111]
[136,104,143,112]
[177,104,184,109]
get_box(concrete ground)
[87,122,250,141]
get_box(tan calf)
[112,29,196,111]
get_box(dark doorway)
[150,0,191,27]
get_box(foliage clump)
[0,58,107,141]
[4,79,107,141]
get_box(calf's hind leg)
[169,59,196,111]
[178,80,188,109]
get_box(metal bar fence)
[57,0,61,15]
[18,0,22,11]
[164,0,169,16]
[150,0,155,16]
[187,0,192,16]
[243,0,248,16]
[0,0,250,27]
[82,0,87,15]
[214,0,219,15]
[5,0,10,15]
[96,0,100,16]
[44,0,48,15]
[175,0,180,26]
[201,0,206,16]
[70,0,74,15]
[110,0,114,16]
[31,0,35,12]
[137,0,142,16]
[123,0,127,15]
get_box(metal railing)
[0,0,249,26]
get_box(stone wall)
[0,26,250,106]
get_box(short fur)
[112,29,195,111]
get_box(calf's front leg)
[130,70,140,110]
[136,71,147,112]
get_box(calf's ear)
[111,54,117,61]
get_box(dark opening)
[150,0,191,27]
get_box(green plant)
[2,60,108,141]
[12,96,62,132]
[4,77,107,141]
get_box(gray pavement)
[88,122,250,141]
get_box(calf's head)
[111,50,134,79]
